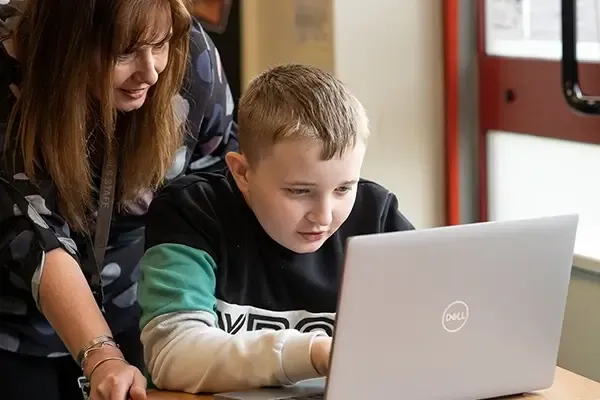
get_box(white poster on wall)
[486,0,525,41]
[529,0,599,42]
[485,0,600,61]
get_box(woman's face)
[111,40,170,112]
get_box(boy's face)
[227,139,366,254]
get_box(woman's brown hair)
[5,0,192,232]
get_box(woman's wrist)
[87,356,130,383]
[82,343,126,378]
[77,335,119,366]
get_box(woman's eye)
[117,53,135,63]
[153,42,168,53]
[336,186,352,194]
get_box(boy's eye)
[335,186,352,194]
[286,188,309,195]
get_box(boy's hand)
[310,336,332,376]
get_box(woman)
[0,0,238,399]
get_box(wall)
[240,0,335,78]
[559,267,600,382]
[487,131,600,381]
[240,0,445,229]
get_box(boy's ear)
[225,152,250,192]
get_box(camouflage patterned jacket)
[0,6,238,357]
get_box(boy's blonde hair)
[238,64,370,164]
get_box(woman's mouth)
[119,87,148,100]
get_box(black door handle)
[561,0,600,114]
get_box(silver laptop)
[216,214,578,400]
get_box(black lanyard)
[86,147,117,309]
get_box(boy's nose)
[307,206,333,227]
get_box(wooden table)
[147,367,600,399]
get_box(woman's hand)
[90,359,147,400]
[85,347,147,400]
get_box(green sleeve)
[137,243,218,329]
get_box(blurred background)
[194,0,600,383]
[197,0,445,230]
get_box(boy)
[137,64,415,394]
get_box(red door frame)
[443,0,460,226]
[476,1,600,222]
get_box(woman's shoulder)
[0,167,58,219]
[0,127,58,225]
[186,18,219,88]
[189,18,210,52]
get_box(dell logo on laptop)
[442,300,469,333]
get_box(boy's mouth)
[298,231,326,242]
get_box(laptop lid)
[325,214,578,400]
